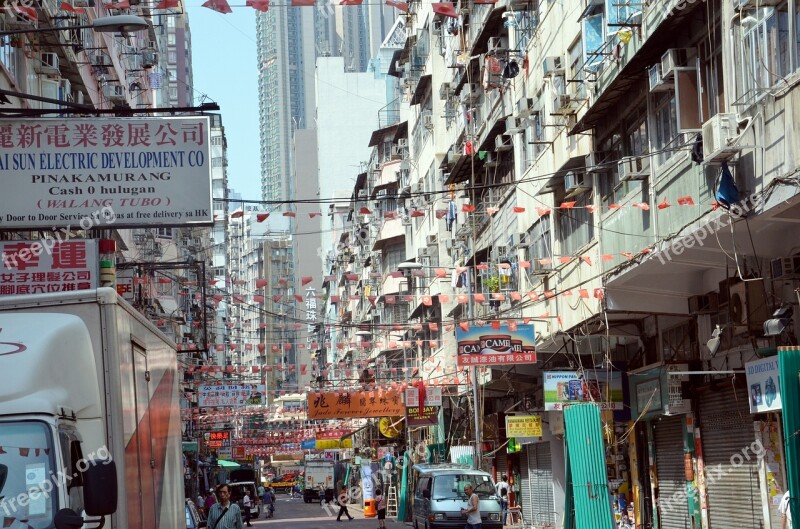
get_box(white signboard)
[116,267,135,303]
[405,386,442,407]
[0,117,212,228]
[745,357,781,413]
[198,384,266,407]
[0,239,97,295]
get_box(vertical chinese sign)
[0,117,212,228]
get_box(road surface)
[245,495,407,528]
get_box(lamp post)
[0,14,150,36]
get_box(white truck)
[303,459,335,503]
[0,288,184,529]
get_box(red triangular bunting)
[431,2,458,17]
[202,0,233,13]
[246,0,270,10]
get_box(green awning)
[217,459,240,469]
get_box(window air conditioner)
[516,97,536,118]
[556,94,577,114]
[771,256,800,280]
[103,84,126,102]
[94,53,113,67]
[59,79,72,101]
[460,83,481,103]
[701,113,739,164]
[142,50,158,69]
[531,258,553,274]
[648,63,672,92]
[542,56,564,76]
[494,245,509,258]
[510,232,527,248]
[505,116,524,134]
[439,82,453,100]
[422,112,433,129]
[426,234,438,246]
[660,48,688,79]
[617,155,651,181]
[36,53,60,76]
[495,134,512,151]
[391,145,404,158]
[484,151,498,167]
[564,171,592,194]
[488,36,508,51]
[398,138,408,149]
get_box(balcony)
[381,273,405,297]
[373,217,405,250]
[374,159,404,191]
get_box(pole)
[467,273,481,470]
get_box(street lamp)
[0,14,150,36]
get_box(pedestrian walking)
[207,483,244,529]
[460,483,482,529]
[495,474,509,526]
[780,490,793,529]
[263,487,275,518]
[242,492,253,527]
[336,486,354,521]
[375,488,387,529]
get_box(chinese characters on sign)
[306,288,317,342]
[307,390,405,419]
[505,415,543,437]
[0,117,212,229]
[404,387,442,407]
[0,240,97,296]
[455,323,537,366]
[543,371,624,411]
[198,384,266,407]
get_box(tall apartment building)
[317,0,800,527]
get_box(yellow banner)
[307,390,405,419]
[505,415,542,437]
[315,439,353,449]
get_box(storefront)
[520,442,555,526]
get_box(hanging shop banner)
[0,117,212,229]
[505,414,543,437]
[0,239,97,295]
[315,439,353,449]
[543,371,624,411]
[745,357,782,413]
[455,323,536,366]
[198,384,266,407]
[407,405,439,426]
[307,390,404,419]
[405,386,442,406]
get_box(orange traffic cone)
[364,499,377,518]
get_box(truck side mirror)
[83,459,118,516]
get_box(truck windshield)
[432,474,496,500]
[0,421,58,529]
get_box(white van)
[412,464,502,529]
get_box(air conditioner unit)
[93,53,113,67]
[729,281,769,334]
[417,247,429,259]
[702,113,739,163]
[391,145,404,158]
[618,155,651,181]
[585,152,607,173]
[495,134,512,151]
[142,50,158,69]
[564,171,592,194]
[530,259,553,274]
[648,63,672,92]
[660,48,688,79]
[494,245,510,258]
[484,151,498,167]
[689,293,719,314]
[460,83,481,103]
[36,53,60,76]
[426,234,438,246]
[555,94,578,114]
[75,91,85,105]
[505,116,524,135]
[444,239,455,253]
[59,79,72,101]
[103,84,126,102]
[422,112,434,129]
[542,56,564,76]
[439,81,453,100]
[771,256,800,280]
[398,138,408,149]
[488,36,508,51]
[510,232,527,248]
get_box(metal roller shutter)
[699,387,762,529]
[496,452,507,479]
[529,443,555,525]
[520,445,531,522]
[654,415,690,529]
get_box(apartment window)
[568,39,586,99]
[168,50,177,64]
[738,6,791,103]
[167,33,176,46]
[212,157,224,168]
[557,192,594,255]
[212,136,223,146]
[525,216,552,261]
[652,91,680,166]
[169,86,178,99]
[156,227,173,238]
[383,244,405,275]
[166,16,176,28]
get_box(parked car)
[186,500,207,529]
[412,464,502,529]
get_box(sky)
[187,5,263,201]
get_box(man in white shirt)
[242,493,253,527]
[461,483,482,529]
[495,475,510,526]
[780,491,793,529]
